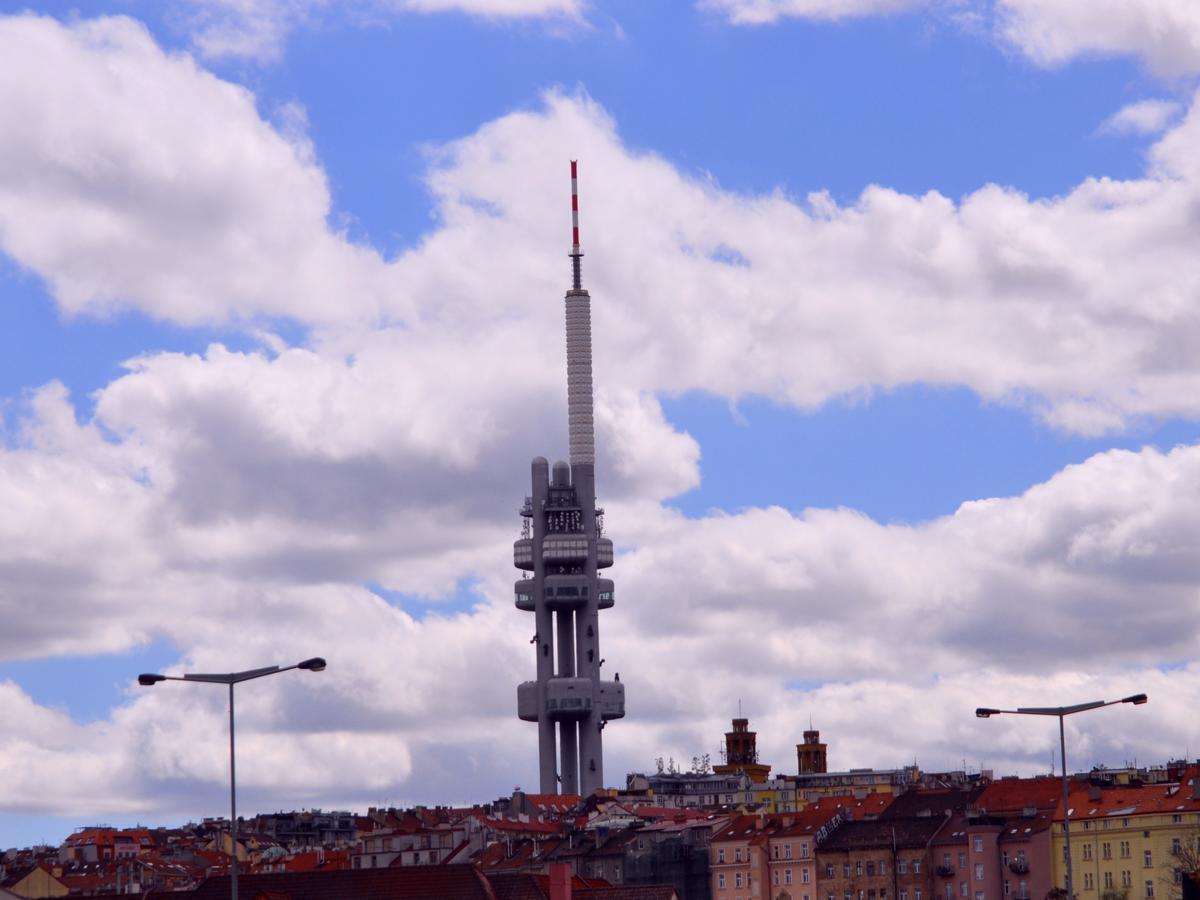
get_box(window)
[976,893,985,900]
[960,881,969,897]
[736,873,743,888]
[974,837,984,852]
[868,862,876,877]
[719,849,726,864]
[802,843,811,858]
[1144,850,1153,868]
[857,862,864,876]
[1122,871,1132,888]
[1083,844,1093,861]
[776,871,782,887]
[787,870,794,885]
[1122,843,1132,859]
[899,861,909,875]
[1174,839,1183,856]
[914,860,922,874]
[827,865,835,878]
[1145,881,1154,898]
[775,846,781,860]
[1004,881,1010,896]
[1105,873,1113,888]
[845,864,853,878]
[944,855,953,869]
[1001,851,1009,867]
[1173,815,1183,824]
[881,861,888,875]
[1084,873,1094,890]
[786,845,794,860]
[1019,882,1028,899]
[803,868,811,883]
[719,874,726,889]
[901,892,909,900]
[1103,843,1112,860]
[736,848,743,863]
[915,891,922,900]
[960,854,968,869]
[975,864,985,881]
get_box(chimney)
[549,862,572,900]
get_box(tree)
[1159,830,1200,900]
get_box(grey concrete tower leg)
[572,461,604,795]
[531,457,557,794]
[556,610,579,794]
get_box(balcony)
[936,865,955,878]
[1008,860,1029,875]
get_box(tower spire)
[570,159,583,292]
[565,161,594,468]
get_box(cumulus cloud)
[9,16,1200,432]
[996,0,1200,77]
[1099,98,1185,136]
[699,0,924,25]
[4,12,1200,823]
[177,0,586,62]
[704,0,1200,76]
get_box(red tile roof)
[575,888,679,900]
[977,777,1067,814]
[1061,781,1200,822]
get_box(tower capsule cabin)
[513,162,624,796]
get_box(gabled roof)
[976,777,1066,814]
[880,787,982,821]
[819,816,947,852]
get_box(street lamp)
[975,693,1147,900]
[138,657,326,900]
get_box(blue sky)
[2,0,1200,852]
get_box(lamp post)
[138,657,326,900]
[975,693,1147,900]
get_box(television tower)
[515,161,625,796]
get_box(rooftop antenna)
[570,160,584,291]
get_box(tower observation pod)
[514,161,625,796]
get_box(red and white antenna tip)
[570,160,581,252]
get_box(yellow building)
[1051,777,1200,900]
[738,777,800,813]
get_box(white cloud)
[9,16,1200,431]
[700,0,924,25]
[703,0,1200,76]
[1099,99,1185,136]
[996,0,1200,77]
[178,0,586,62]
[0,14,390,326]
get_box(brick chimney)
[549,862,572,900]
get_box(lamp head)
[976,708,999,718]
[138,673,166,686]
[297,657,326,672]
[1121,693,1148,705]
